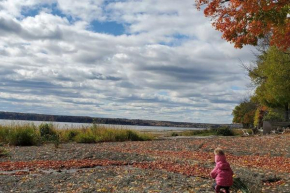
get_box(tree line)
[0,111,228,128]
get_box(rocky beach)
[0,134,289,193]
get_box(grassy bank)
[0,123,154,146]
[170,127,253,137]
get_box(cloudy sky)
[0,0,256,124]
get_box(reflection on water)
[0,119,205,131]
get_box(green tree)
[249,46,290,121]
[232,100,257,128]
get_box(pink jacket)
[210,154,233,187]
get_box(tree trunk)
[285,103,289,121]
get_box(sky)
[0,0,256,124]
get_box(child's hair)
[214,147,225,155]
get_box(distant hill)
[0,111,241,128]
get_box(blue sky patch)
[231,86,242,90]
[89,20,126,36]
[159,33,190,46]
[21,6,40,18]
[158,91,169,96]
[173,34,189,40]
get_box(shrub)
[52,134,60,148]
[58,129,81,142]
[75,132,96,143]
[93,128,153,142]
[90,124,99,135]
[126,130,140,141]
[137,133,154,141]
[216,126,234,136]
[114,131,129,141]
[97,129,115,142]
[8,125,40,146]
[0,126,10,143]
[65,130,80,141]
[180,129,216,136]
[171,132,179,136]
[39,123,56,140]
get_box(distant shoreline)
[0,111,242,129]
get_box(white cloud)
[0,0,256,124]
[57,0,105,21]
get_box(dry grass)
[0,123,155,146]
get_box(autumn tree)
[253,105,267,128]
[249,46,290,121]
[232,100,257,128]
[195,0,290,50]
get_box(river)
[0,119,206,131]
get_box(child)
[210,148,233,193]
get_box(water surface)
[0,119,205,131]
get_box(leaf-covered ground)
[0,134,289,192]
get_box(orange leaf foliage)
[0,159,128,171]
[195,0,290,50]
